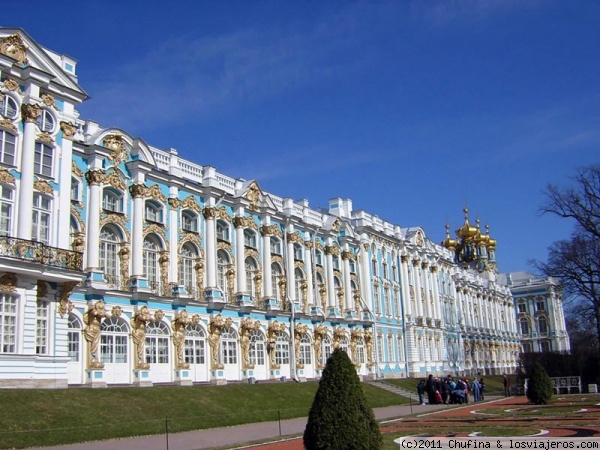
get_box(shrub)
[526,362,554,405]
[303,348,382,450]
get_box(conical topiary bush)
[526,362,554,405]
[303,348,382,450]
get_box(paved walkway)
[26,402,452,450]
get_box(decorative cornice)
[129,183,146,198]
[86,169,105,186]
[341,250,355,261]
[103,171,126,191]
[233,216,255,229]
[324,245,340,256]
[41,93,59,110]
[287,231,303,244]
[179,195,201,212]
[60,121,77,139]
[2,78,20,92]
[0,169,15,185]
[146,184,167,202]
[33,180,53,194]
[58,281,77,318]
[202,206,217,220]
[0,119,17,133]
[244,181,260,211]
[103,134,128,166]
[36,132,54,145]
[260,224,282,237]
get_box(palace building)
[0,28,568,388]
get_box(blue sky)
[4,1,599,273]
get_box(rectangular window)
[36,300,48,354]
[34,143,53,177]
[115,335,128,363]
[299,343,312,365]
[249,342,264,366]
[185,339,205,364]
[377,334,384,362]
[222,340,237,364]
[0,295,17,353]
[0,131,16,166]
[356,345,365,364]
[373,285,381,315]
[0,185,13,236]
[32,194,51,244]
[275,340,290,365]
[68,331,79,361]
[157,337,169,364]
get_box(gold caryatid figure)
[83,301,110,369]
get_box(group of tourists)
[417,374,486,405]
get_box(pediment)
[0,29,87,100]
[237,180,276,211]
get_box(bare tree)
[540,164,600,239]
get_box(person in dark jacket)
[417,379,426,405]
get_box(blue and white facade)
[0,28,557,388]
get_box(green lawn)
[0,381,407,449]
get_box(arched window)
[294,268,304,302]
[100,225,121,286]
[179,243,198,294]
[244,230,257,248]
[67,314,82,362]
[102,188,124,213]
[216,220,229,241]
[245,257,258,298]
[249,329,265,366]
[32,193,51,244]
[221,327,238,364]
[271,263,283,304]
[143,235,162,289]
[145,200,164,223]
[34,142,53,177]
[0,184,14,236]
[36,108,55,133]
[217,250,230,293]
[101,317,129,364]
[0,95,18,120]
[0,130,16,166]
[293,243,303,260]
[181,210,198,232]
[145,321,170,364]
[185,323,205,365]
[275,331,289,366]
[299,333,312,365]
[270,237,282,255]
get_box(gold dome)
[441,224,457,250]
[456,208,478,239]
[485,225,496,250]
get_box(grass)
[0,381,407,449]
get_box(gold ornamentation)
[0,119,17,132]
[315,240,323,251]
[172,310,193,369]
[168,198,179,209]
[278,276,287,310]
[83,301,110,369]
[131,306,152,369]
[412,259,420,267]
[239,317,261,369]
[216,206,231,222]
[333,326,347,349]
[0,34,28,66]
[313,325,329,369]
[253,272,262,305]
[103,171,126,191]
[294,323,308,369]
[60,121,77,139]
[103,134,128,166]
[208,315,231,370]
[300,280,308,313]
[304,240,313,249]
[287,232,302,244]
[58,282,77,318]
[37,280,48,298]
[226,264,235,302]
[143,225,168,252]
[267,321,287,369]
[33,180,53,194]
[85,169,105,186]
[233,216,255,229]
[147,184,167,202]
[194,257,205,295]
[416,231,424,246]
[324,245,340,256]
[37,132,54,145]
[350,329,363,367]
[341,250,354,260]
[202,206,217,220]
[21,103,41,123]
[260,224,282,237]
[41,93,59,110]
[71,162,84,178]
[129,183,146,198]
[159,251,170,296]
[421,261,429,269]
[2,78,19,92]
[118,246,130,290]
[71,231,85,253]
[0,168,15,185]
[430,265,438,273]
[99,213,130,239]
[364,328,374,368]
[337,286,345,312]
[244,181,261,210]
[111,306,123,317]
[331,219,341,232]
[0,273,17,292]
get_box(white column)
[431,266,441,323]
[84,169,104,270]
[304,241,314,306]
[286,232,297,302]
[342,250,352,312]
[57,129,75,249]
[325,245,336,308]
[130,183,146,278]
[262,226,273,298]
[413,259,423,318]
[400,255,412,317]
[168,193,178,283]
[359,242,371,312]
[203,206,217,288]
[17,104,41,240]
[234,217,246,294]
[421,262,432,319]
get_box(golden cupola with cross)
[441,208,498,273]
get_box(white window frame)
[0,130,16,166]
[101,317,129,364]
[0,184,13,236]
[0,95,18,120]
[184,324,205,365]
[32,193,51,244]
[145,321,170,364]
[181,210,199,233]
[102,188,124,213]
[34,142,54,177]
